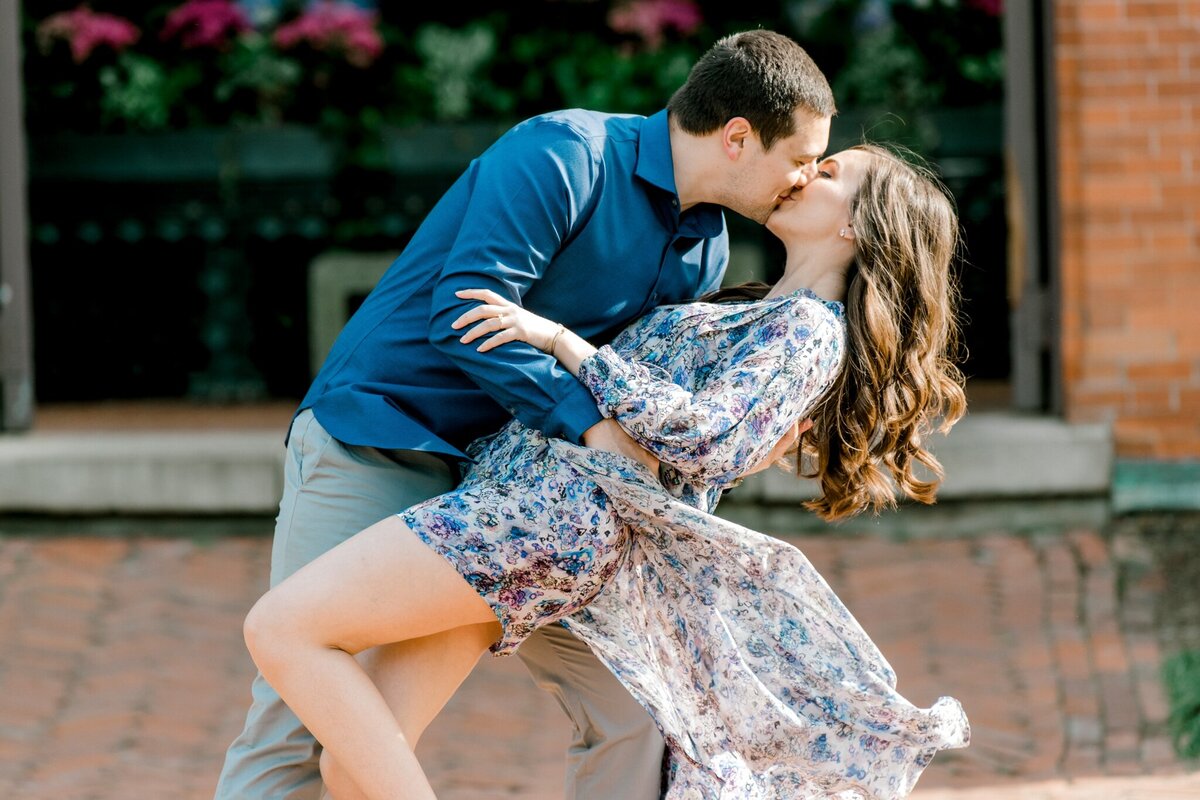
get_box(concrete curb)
[735,411,1113,503]
[0,430,283,514]
[0,412,1113,515]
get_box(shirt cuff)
[541,379,605,444]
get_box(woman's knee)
[319,748,375,800]
[243,588,307,676]
[319,749,349,798]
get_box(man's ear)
[721,117,753,160]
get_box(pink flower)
[967,0,1003,15]
[37,6,140,63]
[608,0,703,50]
[273,1,384,68]
[162,0,252,49]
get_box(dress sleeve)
[576,301,845,486]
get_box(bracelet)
[545,323,566,355]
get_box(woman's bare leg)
[244,516,502,800]
[319,625,498,800]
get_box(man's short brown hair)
[668,30,836,151]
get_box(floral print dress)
[401,288,970,799]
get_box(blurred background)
[1,1,1199,798]
[11,0,1010,408]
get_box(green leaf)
[1164,650,1200,758]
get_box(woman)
[244,145,970,800]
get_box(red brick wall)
[1055,0,1200,457]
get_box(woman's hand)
[452,289,561,353]
[742,418,813,476]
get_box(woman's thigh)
[263,515,502,655]
[358,623,497,746]
[318,624,498,800]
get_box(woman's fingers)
[451,305,500,330]
[744,421,803,476]
[459,316,509,345]
[451,303,507,330]
[455,288,505,301]
[451,289,544,353]
[451,289,516,330]
[783,421,801,447]
[769,423,799,460]
[474,329,517,352]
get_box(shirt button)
[671,198,679,207]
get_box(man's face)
[722,110,832,224]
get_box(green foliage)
[415,23,496,122]
[1165,649,1200,758]
[786,0,1004,110]
[99,53,201,131]
[214,34,302,124]
[24,2,1004,157]
[833,25,939,109]
[781,0,1003,153]
[480,29,696,119]
[959,48,1005,88]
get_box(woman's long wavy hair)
[706,144,967,521]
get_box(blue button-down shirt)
[301,109,729,460]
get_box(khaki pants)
[215,410,664,800]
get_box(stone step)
[0,412,1113,515]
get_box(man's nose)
[795,162,818,187]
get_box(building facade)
[1055,0,1200,459]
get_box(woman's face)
[765,149,871,247]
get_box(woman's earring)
[839,228,847,239]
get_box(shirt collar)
[635,109,677,195]
[636,109,725,239]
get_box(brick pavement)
[0,522,1196,799]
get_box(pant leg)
[517,622,666,800]
[214,410,456,800]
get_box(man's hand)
[581,419,660,477]
[742,419,813,476]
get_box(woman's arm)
[454,289,842,485]
[576,318,841,486]
[452,289,596,373]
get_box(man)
[217,29,834,800]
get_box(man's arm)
[425,120,604,444]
